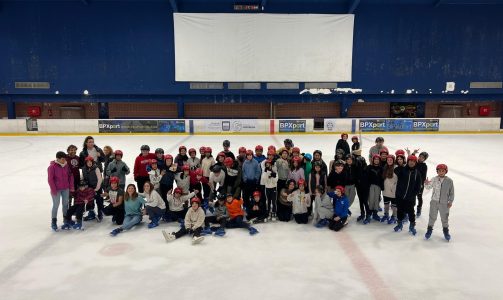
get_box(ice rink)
[0,133,502,300]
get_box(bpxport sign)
[279,120,306,132]
[413,119,439,131]
[360,119,386,132]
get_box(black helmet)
[284,139,293,147]
[78,180,88,187]
[217,193,227,200]
[375,137,384,143]
[140,145,150,151]
[223,140,230,147]
[315,185,325,194]
[155,148,164,154]
[334,159,345,166]
[212,165,222,173]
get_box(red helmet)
[239,147,247,154]
[205,147,212,154]
[379,147,389,155]
[109,176,120,184]
[179,146,187,152]
[372,154,381,163]
[292,147,300,154]
[341,133,348,138]
[164,154,173,160]
[224,157,234,167]
[150,159,158,164]
[292,156,301,163]
[182,165,190,171]
[114,150,123,156]
[268,145,276,151]
[265,159,273,165]
[190,197,201,205]
[255,145,263,151]
[335,185,345,194]
[253,191,261,198]
[351,136,358,141]
[199,146,206,153]
[407,155,418,162]
[174,187,183,194]
[298,178,306,186]
[436,164,448,173]
[217,151,226,158]
[395,149,406,157]
[387,154,396,161]
[85,156,94,162]
[246,149,253,156]
[194,168,203,176]
[188,148,196,154]
[267,149,276,156]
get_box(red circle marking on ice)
[99,243,133,256]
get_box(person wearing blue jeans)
[110,184,145,236]
[48,151,75,230]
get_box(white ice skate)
[162,230,176,242]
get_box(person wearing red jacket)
[134,145,156,193]
[48,151,74,231]
[64,180,95,230]
[189,168,209,200]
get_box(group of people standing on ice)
[48,134,454,244]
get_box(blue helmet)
[304,153,313,161]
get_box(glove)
[122,166,128,172]
[111,168,117,173]
[270,172,277,178]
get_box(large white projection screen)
[174,13,354,82]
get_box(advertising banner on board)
[279,120,306,132]
[98,120,186,133]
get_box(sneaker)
[162,230,176,242]
[363,216,371,225]
[110,228,123,236]
[192,236,204,244]
[271,213,277,222]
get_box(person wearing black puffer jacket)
[81,156,104,221]
[344,154,358,215]
[415,152,429,217]
[79,136,105,172]
[394,155,423,235]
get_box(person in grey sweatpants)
[424,164,455,240]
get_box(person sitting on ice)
[162,197,205,245]
[327,186,350,232]
[110,184,145,236]
[247,191,268,224]
[313,185,333,228]
[63,180,95,230]
[225,194,259,235]
[287,178,311,224]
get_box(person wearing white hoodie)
[140,181,166,229]
[261,159,279,221]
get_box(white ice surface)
[0,134,502,300]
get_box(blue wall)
[1,0,502,99]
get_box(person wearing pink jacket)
[48,151,74,231]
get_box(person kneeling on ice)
[167,187,195,223]
[102,176,125,225]
[202,194,229,236]
[424,164,454,241]
[287,178,311,224]
[140,181,165,229]
[63,180,95,230]
[225,194,259,235]
[110,184,146,236]
[313,185,333,228]
[327,186,350,232]
[247,191,268,224]
[162,197,205,244]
